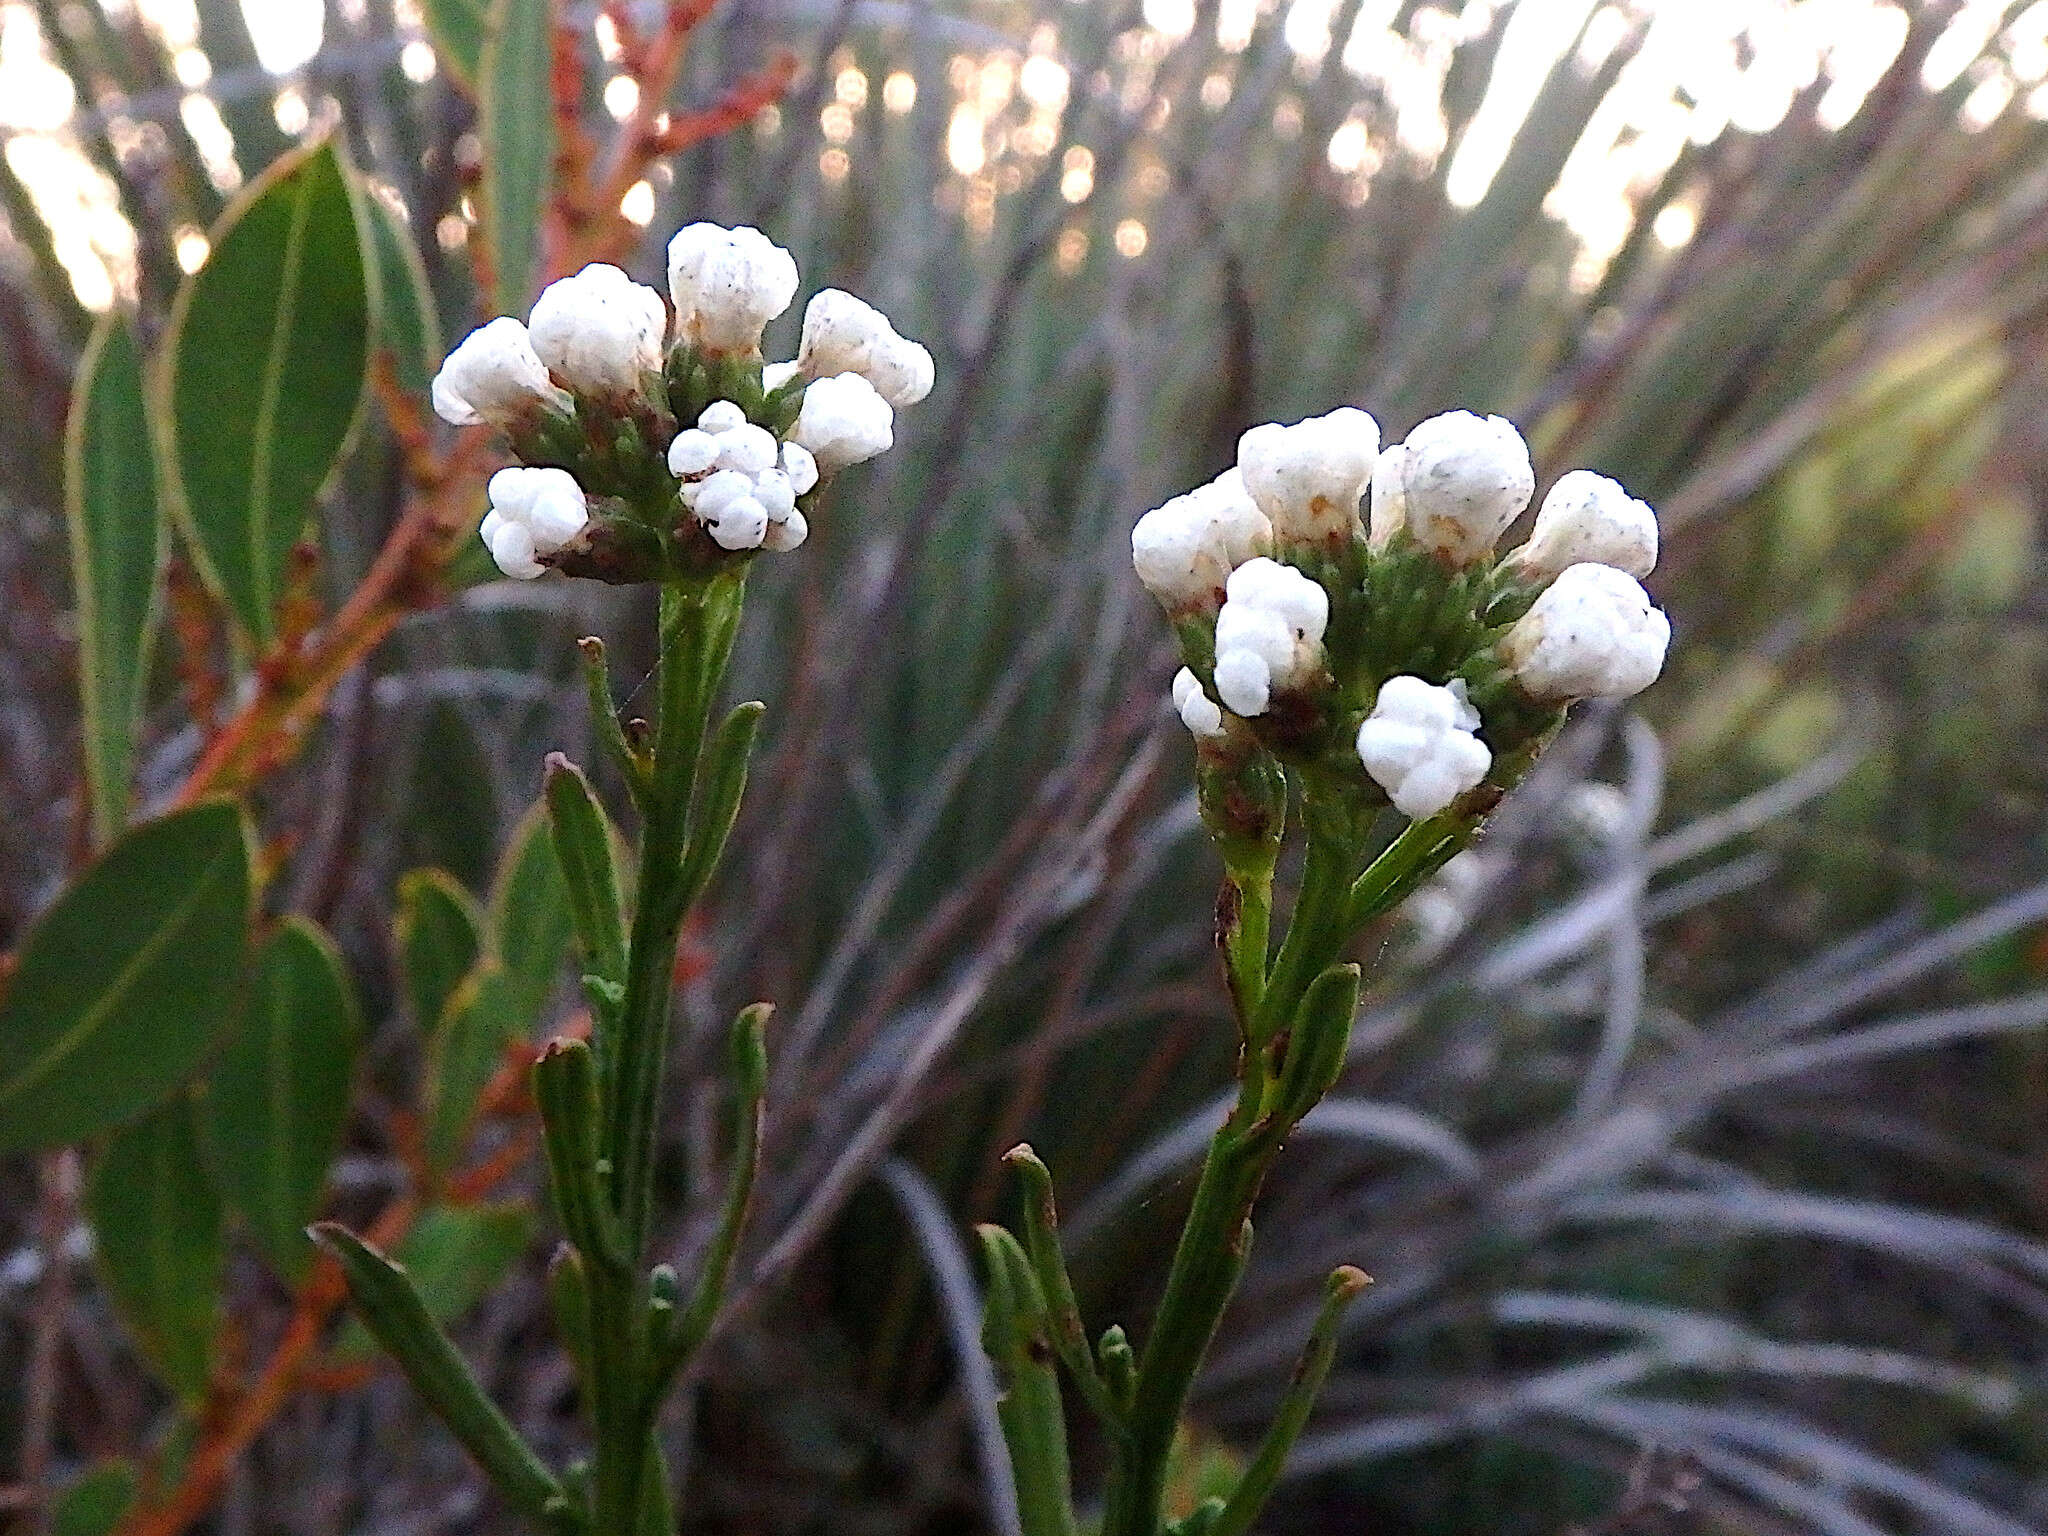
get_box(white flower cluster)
[428,224,931,580]
[669,401,819,552]
[1355,677,1490,819]
[1133,404,1673,820]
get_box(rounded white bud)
[797,288,935,408]
[1500,562,1670,700]
[697,400,747,433]
[1235,407,1378,547]
[714,422,780,475]
[668,428,720,478]
[791,372,895,471]
[1210,557,1329,717]
[1506,469,1658,582]
[1371,411,1534,564]
[1355,676,1492,819]
[752,468,796,522]
[1172,667,1227,740]
[481,466,588,578]
[478,510,541,580]
[780,441,820,495]
[763,509,809,551]
[1129,469,1271,615]
[527,263,666,397]
[431,317,571,427]
[667,223,800,353]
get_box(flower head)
[1173,667,1227,740]
[1131,469,1272,617]
[527,263,666,398]
[1371,411,1534,565]
[1211,557,1328,717]
[791,373,894,472]
[1505,469,1658,582]
[1500,562,1670,700]
[667,223,800,354]
[1355,676,1492,818]
[479,466,589,578]
[1236,408,1378,548]
[431,317,570,427]
[798,289,935,408]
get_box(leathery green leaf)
[206,917,362,1282]
[162,137,371,647]
[396,868,485,1041]
[88,1096,226,1403]
[65,316,164,847]
[364,187,443,399]
[488,799,575,1035]
[0,802,254,1154]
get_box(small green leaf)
[543,754,628,987]
[89,1097,225,1403]
[532,1039,623,1271]
[977,1225,1078,1536]
[396,868,484,1040]
[162,137,371,647]
[314,1221,565,1525]
[425,964,522,1174]
[53,1461,139,1536]
[364,188,444,400]
[0,802,255,1154]
[480,0,556,313]
[206,917,361,1282]
[65,316,164,847]
[423,0,488,89]
[334,1201,534,1359]
[489,799,575,1032]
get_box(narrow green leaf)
[65,316,163,846]
[425,963,522,1174]
[88,1097,225,1402]
[479,0,556,313]
[543,754,628,987]
[977,1226,1078,1536]
[162,137,371,647]
[314,1222,567,1526]
[0,802,254,1153]
[489,799,575,1032]
[532,1038,623,1270]
[334,1201,534,1359]
[205,917,361,1282]
[396,868,485,1041]
[52,1460,139,1536]
[423,0,488,90]
[364,188,444,400]
[676,700,765,910]
[1272,964,1361,1128]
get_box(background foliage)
[4,0,2048,1532]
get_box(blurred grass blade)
[0,802,254,1153]
[88,1096,225,1403]
[424,0,488,91]
[162,138,371,647]
[480,0,556,313]
[65,316,163,846]
[206,916,362,1282]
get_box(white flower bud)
[1172,667,1227,740]
[1505,469,1658,582]
[763,359,802,394]
[714,422,780,474]
[693,470,770,550]
[698,400,747,433]
[763,509,809,551]
[667,223,800,353]
[527,263,666,398]
[1500,562,1670,700]
[752,468,796,521]
[780,441,819,495]
[431,317,571,427]
[1236,408,1378,547]
[1130,469,1272,615]
[797,288,935,408]
[1210,557,1328,717]
[791,372,895,471]
[480,466,588,578]
[1355,675,1492,819]
[1370,411,1534,564]
[668,429,719,478]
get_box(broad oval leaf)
[206,917,361,1282]
[480,0,556,313]
[489,799,574,1031]
[0,802,255,1153]
[425,963,522,1175]
[365,189,443,400]
[396,868,484,1039]
[88,1096,225,1403]
[163,137,371,647]
[423,0,487,90]
[66,317,164,847]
